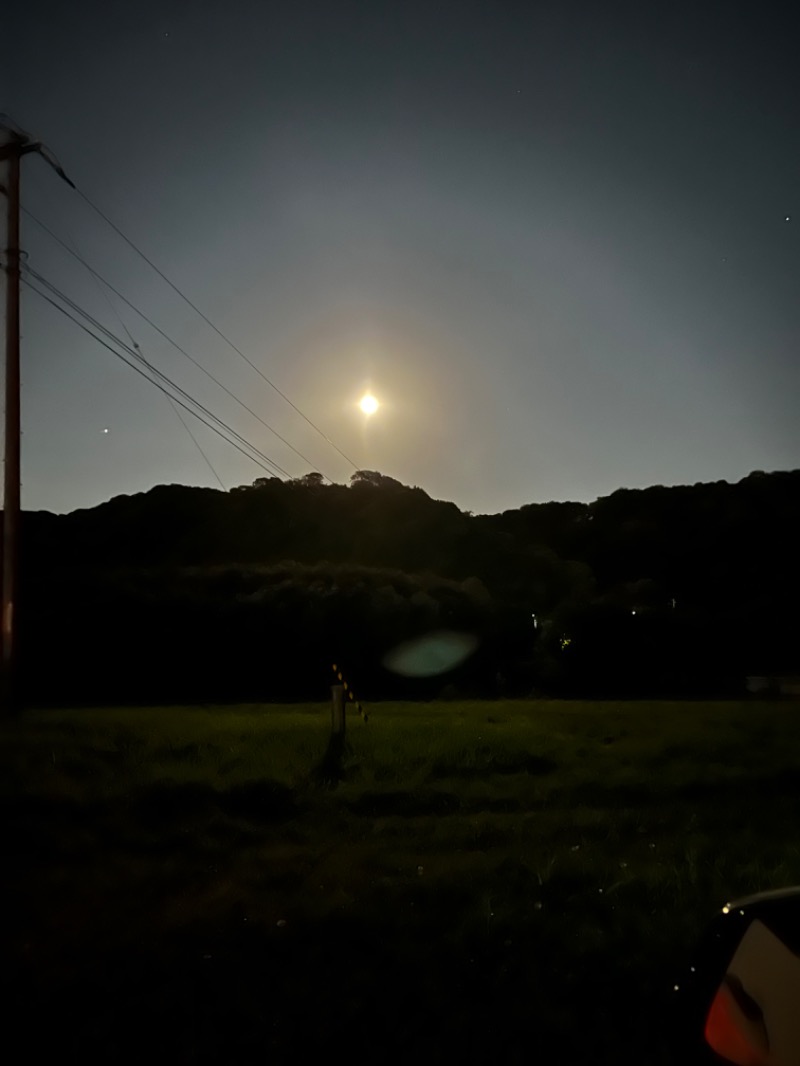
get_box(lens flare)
[383,630,479,677]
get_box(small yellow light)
[359,394,379,415]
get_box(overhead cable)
[73,186,359,470]
[22,205,330,480]
[22,272,294,480]
[51,213,228,490]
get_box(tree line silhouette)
[12,468,799,704]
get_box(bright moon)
[359,394,379,415]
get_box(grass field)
[3,699,800,1065]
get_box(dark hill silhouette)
[480,469,800,608]
[9,468,800,704]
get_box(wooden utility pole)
[0,119,74,710]
[1,134,25,709]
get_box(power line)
[73,186,360,471]
[26,267,293,479]
[22,272,294,480]
[24,276,284,480]
[24,266,296,479]
[21,205,331,480]
[51,212,228,491]
[168,400,227,490]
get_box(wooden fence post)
[331,684,345,738]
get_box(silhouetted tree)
[12,468,800,703]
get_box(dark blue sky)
[4,0,799,514]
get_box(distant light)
[102,427,109,434]
[722,904,731,914]
[785,216,791,222]
[631,609,636,616]
[359,394,379,415]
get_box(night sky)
[4,0,799,516]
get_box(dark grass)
[2,699,800,1064]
